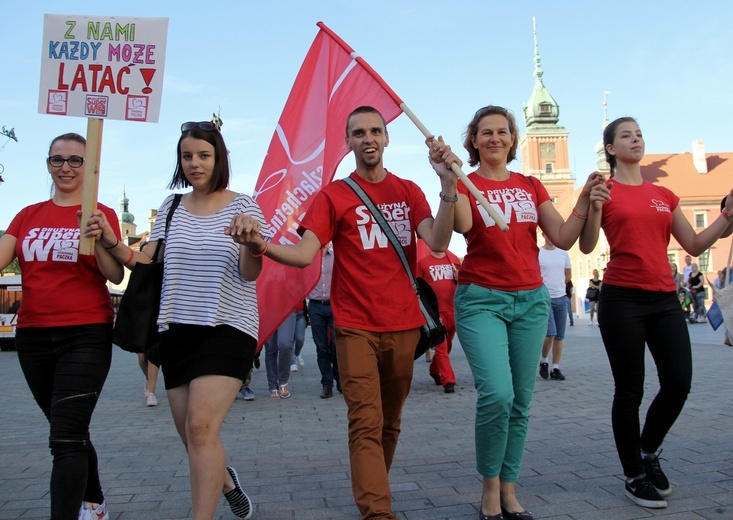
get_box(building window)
[699,249,711,272]
[667,252,676,266]
[545,163,554,173]
[694,212,706,229]
[539,103,551,114]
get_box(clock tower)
[518,18,575,204]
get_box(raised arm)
[579,176,612,254]
[672,193,733,256]
[540,172,608,250]
[419,136,460,251]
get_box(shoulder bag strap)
[342,178,438,329]
[150,194,182,263]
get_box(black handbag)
[113,194,181,353]
[343,178,446,359]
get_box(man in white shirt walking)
[538,233,572,381]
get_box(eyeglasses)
[47,155,84,168]
[181,121,218,133]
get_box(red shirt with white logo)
[457,172,551,291]
[417,253,460,316]
[6,200,122,328]
[601,180,679,292]
[300,171,433,332]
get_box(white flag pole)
[399,103,509,232]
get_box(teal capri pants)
[455,283,550,482]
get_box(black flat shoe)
[479,512,504,520]
[501,507,533,520]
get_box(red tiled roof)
[641,152,733,201]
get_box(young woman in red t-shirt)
[0,133,123,519]
[580,117,733,509]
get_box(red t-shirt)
[457,172,551,291]
[601,180,679,292]
[300,171,433,332]
[417,253,460,315]
[6,200,121,328]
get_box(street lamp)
[599,247,610,268]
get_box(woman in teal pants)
[445,105,605,520]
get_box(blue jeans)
[309,301,338,388]
[566,295,574,325]
[547,296,568,340]
[290,310,307,363]
[16,323,112,519]
[265,313,295,391]
[455,284,549,482]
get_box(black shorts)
[159,323,256,390]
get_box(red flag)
[253,22,404,347]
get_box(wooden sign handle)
[79,118,104,255]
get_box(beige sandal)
[270,390,280,399]
[279,384,290,399]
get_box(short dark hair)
[345,106,387,137]
[168,125,229,193]
[48,133,86,155]
[463,105,519,167]
[603,116,637,177]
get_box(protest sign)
[38,14,168,254]
[38,14,168,122]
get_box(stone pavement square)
[0,319,731,519]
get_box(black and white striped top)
[150,193,270,340]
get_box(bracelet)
[439,191,458,203]
[722,208,733,222]
[121,247,135,266]
[104,238,119,250]
[572,209,588,220]
[249,242,269,257]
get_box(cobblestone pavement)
[1,318,731,519]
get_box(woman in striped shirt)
[86,121,269,519]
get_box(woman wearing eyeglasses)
[85,121,269,519]
[0,132,123,519]
[447,106,606,520]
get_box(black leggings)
[598,285,692,478]
[16,324,112,519]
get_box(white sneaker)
[79,500,109,520]
[290,363,298,372]
[147,393,158,407]
[297,355,305,366]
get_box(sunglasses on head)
[47,155,84,168]
[181,121,218,133]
